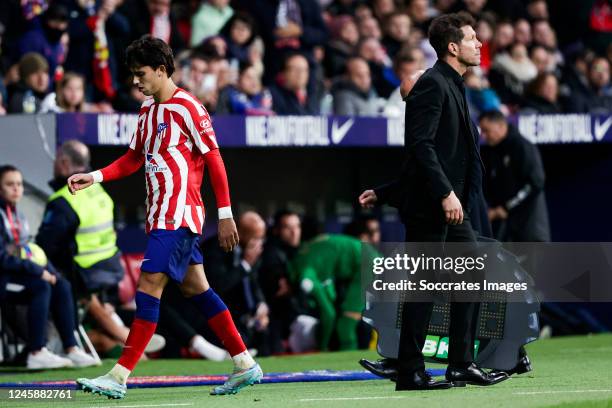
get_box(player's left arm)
[187,101,239,252]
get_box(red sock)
[117,318,157,370]
[207,310,247,357]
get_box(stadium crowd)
[0,0,610,116]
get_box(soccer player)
[69,36,262,399]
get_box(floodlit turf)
[1,334,611,408]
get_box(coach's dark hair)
[0,165,20,183]
[428,12,476,59]
[126,35,175,76]
[479,110,507,123]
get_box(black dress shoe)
[359,358,398,379]
[446,363,509,386]
[490,355,533,377]
[396,369,453,391]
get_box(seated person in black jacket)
[0,165,97,369]
[202,211,271,355]
[258,210,303,353]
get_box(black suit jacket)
[376,60,484,222]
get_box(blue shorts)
[141,228,203,283]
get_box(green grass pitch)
[1,334,611,408]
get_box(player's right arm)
[68,118,145,194]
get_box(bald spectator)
[333,57,381,116]
[7,53,49,113]
[384,52,424,117]
[514,19,532,46]
[269,53,320,115]
[202,211,271,355]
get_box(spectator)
[269,53,319,115]
[7,52,49,113]
[0,165,98,369]
[407,0,434,33]
[244,0,328,91]
[220,13,258,66]
[343,215,381,244]
[382,12,412,58]
[354,3,374,21]
[559,47,594,113]
[464,69,503,121]
[585,0,612,55]
[384,51,424,117]
[489,42,537,106]
[259,210,303,353]
[372,0,396,21]
[63,0,130,102]
[41,71,87,113]
[217,62,274,115]
[124,0,186,53]
[514,18,532,46]
[475,12,495,71]
[324,15,359,77]
[479,110,550,242]
[491,20,514,55]
[462,0,488,18]
[522,72,561,113]
[357,16,382,40]
[530,44,555,74]
[326,0,360,17]
[16,3,69,86]
[526,0,549,21]
[585,56,612,112]
[357,37,395,97]
[532,19,557,50]
[191,0,234,47]
[333,57,381,116]
[203,211,271,355]
[36,140,124,297]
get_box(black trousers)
[397,217,480,378]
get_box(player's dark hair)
[479,110,507,123]
[126,35,175,76]
[428,12,475,59]
[0,165,20,183]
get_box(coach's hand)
[442,191,463,225]
[358,190,378,209]
[67,173,94,195]
[219,218,239,252]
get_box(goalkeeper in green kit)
[289,234,377,351]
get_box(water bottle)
[22,90,37,113]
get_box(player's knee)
[137,272,167,297]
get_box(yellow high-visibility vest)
[49,184,118,268]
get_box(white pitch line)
[299,396,409,402]
[90,403,193,408]
[515,390,612,395]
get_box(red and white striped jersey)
[131,88,219,234]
